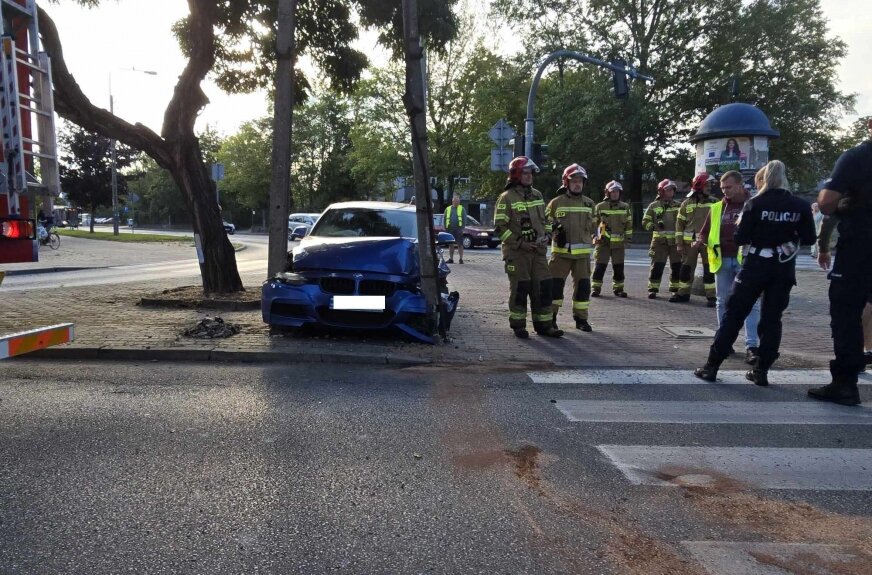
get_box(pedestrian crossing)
[621,255,824,272]
[533,368,872,491]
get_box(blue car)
[262,201,459,343]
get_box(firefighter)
[641,179,681,298]
[672,173,717,305]
[546,164,597,331]
[592,180,633,297]
[494,156,564,339]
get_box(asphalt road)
[2,360,870,574]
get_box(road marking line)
[529,369,872,385]
[555,400,872,425]
[0,323,74,359]
[597,445,872,490]
[681,541,862,574]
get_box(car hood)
[466,224,494,232]
[293,237,420,276]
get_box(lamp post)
[109,68,157,235]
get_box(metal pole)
[524,49,654,158]
[110,89,119,236]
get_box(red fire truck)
[0,0,60,264]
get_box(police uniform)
[674,192,716,302]
[494,183,559,337]
[547,187,596,329]
[695,187,816,384]
[641,197,681,296]
[592,196,632,297]
[809,139,872,405]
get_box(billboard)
[695,136,770,176]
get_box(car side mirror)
[436,231,456,247]
[291,225,308,240]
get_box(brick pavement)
[0,236,835,369]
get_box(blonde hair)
[756,160,789,195]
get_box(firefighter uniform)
[592,198,632,296]
[675,193,717,300]
[494,183,556,336]
[641,198,681,295]
[546,188,597,328]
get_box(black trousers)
[828,215,872,380]
[711,254,795,362]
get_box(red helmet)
[508,156,539,183]
[691,173,715,192]
[561,163,588,187]
[657,179,676,196]
[605,180,623,195]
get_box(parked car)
[262,201,459,343]
[223,221,236,234]
[288,212,321,238]
[433,213,500,249]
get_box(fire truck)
[0,0,60,264]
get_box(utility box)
[690,103,779,182]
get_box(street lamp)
[109,68,157,235]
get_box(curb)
[24,346,433,367]
[138,298,261,311]
[3,266,97,276]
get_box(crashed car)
[262,201,459,343]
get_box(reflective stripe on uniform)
[511,200,544,210]
[552,299,564,307]
[533,313,553,322]
[500,229,513,241]
[509,311,527,320]
[552,246,592,255]
[573,301,590,310]
[494,214,510,223]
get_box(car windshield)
[466,215,482,226]
[311,208,417,238]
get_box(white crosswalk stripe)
[682,541,863,574]
[530,369,872,385]
[540,368,871,491]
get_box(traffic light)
[511,135,525,159]
[532,143,549,172]
[611,58,629,99]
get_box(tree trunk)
[38,2,243,293]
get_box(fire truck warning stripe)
[0,323,74,359]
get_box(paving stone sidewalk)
[0,236,835,369]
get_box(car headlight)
[275,272,308,285]
[478,232,489,237]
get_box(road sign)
[489,119,515,146]
[128,192,140,204]
[490,148,513,172]
[210,163,225,181]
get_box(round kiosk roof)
[690,103,780,143]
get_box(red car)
[433,214,500,249]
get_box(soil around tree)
[138,285,260,311]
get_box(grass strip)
[56,229,193,243]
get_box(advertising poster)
[695,136,770,176]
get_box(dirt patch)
[607,532,706,575]
[452,450,507,471]
[139,285,260,311]
[655,466,747,494]
[505,444,543,493]
[750,550,871,575]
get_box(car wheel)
[462,235,472,249]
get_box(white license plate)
[331,295,385,311]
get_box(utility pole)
[267,0,297,277]
[402,0,440,338]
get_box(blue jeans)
[715,257,760,349]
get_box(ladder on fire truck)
[0,0,60,216]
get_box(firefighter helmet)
[657,179,676,197]
[690,173,715,192]
[508,156,540,184]
[561,163,588,187]
[605,180,623,198]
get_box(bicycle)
[38,223,60,250]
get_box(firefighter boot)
[591,287,601,297]
[575,318,592,332]
[513,328,530,339]
[745,353,778,387]
[669,293,690,303]
[534,321,564,338]
[552,313,559,330]
[807,361,862,406]
[693,351,724,382]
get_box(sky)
[41,0,871,137]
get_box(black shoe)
[513,328,529,339]
[808,383,861,406]
[575,319,592,332]
[647,292,657,299]
[745,369,769,386]
[745,347,759,365]
[447,258,454,264]
[669,294,690,303]
[614,291,628,298]
[459,259,464,264]
[536,326,564,338]
[865,351,872,366]
[693,364,719,382]
[706,297,717,308]
[669,287,679,294]
[591,289,601,298]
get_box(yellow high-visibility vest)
[444,205,464,228]
[707,200,742,273]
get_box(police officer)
[672,173,717,305]
[694,160,816,385]
[494,156,564,339]
[592,180,633,298]
[810,118,872,405]
[641,179,681,298]
[546,164,596,332]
